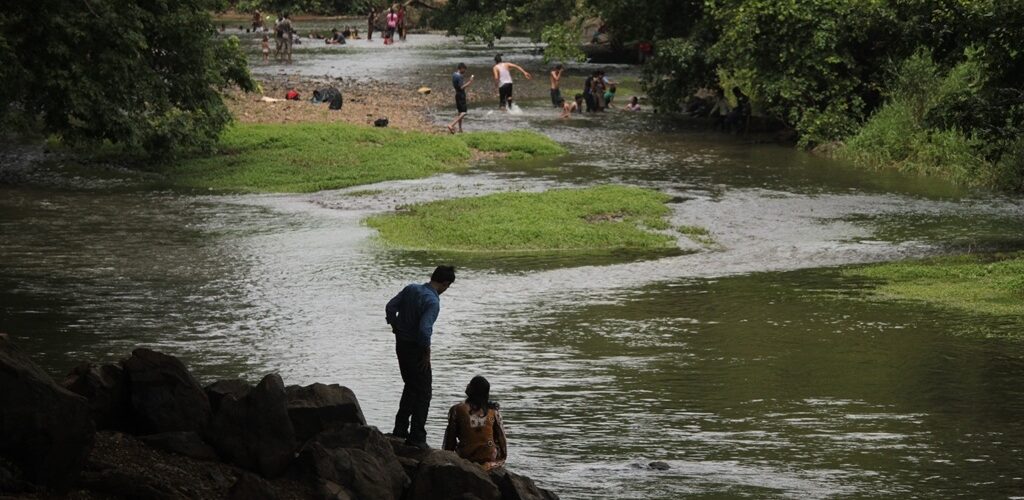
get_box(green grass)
[677,225,715,246]
[164,123,563,193]
[458,131,566,160]
[365,185,676,252]
[843,253,1024,317]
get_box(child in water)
[261,35,270,63]
[626,96,641,111]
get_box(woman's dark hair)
[494,54,503,63]
[431,265,456,284]
[466,375,491,411]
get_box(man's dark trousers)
[394,340,432,443]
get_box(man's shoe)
[404,439,429,450]
[390,429,410,439]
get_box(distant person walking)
[549,64,564,107]
[367,6,377,41]
[448,63,475,134]
[386,266,457,449]
[384,7,398,45]
[398,4,407,41]
[273,15,284,60]
[443,376,507,471]
[492,54,531,111]
[278,13,294,63]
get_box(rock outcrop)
[122,348,211,434]
[0,333,94,487]
[0,338,559,499]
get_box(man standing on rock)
[385,265,456,449]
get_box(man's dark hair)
[574,93,584,100]
[457,62,467,70]
[554,63,563,70]
[494,54,503,63]
[732,86,743,95]
[431,265,456,284]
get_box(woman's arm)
[493,409,508,461]
[442,406,459,451]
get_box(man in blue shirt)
[447,63,474,134]
[385,265,456,448]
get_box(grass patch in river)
[165,123,563,193]
[365,185,675,252]
[677,225,716,246]
[844,252,1024,317]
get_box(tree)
[0,0,255,155]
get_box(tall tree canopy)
[1,0,255,155]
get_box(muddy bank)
[0,334,558,499]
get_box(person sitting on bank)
[443,375,507,471]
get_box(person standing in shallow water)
[492,54,531,111]
[443,375,507,471]
[448,63,474,134]
[367,6,377,41]
[386,265,456,449]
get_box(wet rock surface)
[0,334,94,487]
[0,339,557,499]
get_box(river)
[2,27,1024,499]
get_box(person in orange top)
[443,376,507,470]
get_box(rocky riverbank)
[0,334,557,499]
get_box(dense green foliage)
[1,0,255,155]
[845,253,1024,317]
[165,123,562,192]
[365,185,675,252]
[431,0,575,44]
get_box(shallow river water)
[3,30,1024,499]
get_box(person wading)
[492,54,531,111]
[385,265,456,449]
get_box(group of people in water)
[250,4,409,64]
[386,266,508,470]
[448,55,642,133]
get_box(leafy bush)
[1,0,254,156]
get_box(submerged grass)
[843,252,1024,317]
[677,225,716,246]
[165,123,563,193]
[365,185,675,252]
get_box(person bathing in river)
[443,376,507,471]
[384,7,398,45]
[559,94,584,118]
[625,95,641,112]
[492,54,531,111]
[367,6,377,41]
[398,4,407,41]
[550,64,564,107]
[603,83,617,109]
[386,266,456,450]
[725,86,751,133]
[261,35,270,63]
[708,87,731,129]
[448,63,474,134]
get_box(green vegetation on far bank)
[844,253,1024,317]
[164,123,563,193]
[365,185,675,252]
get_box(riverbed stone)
[63,362,130,431]
[290,441,395,500]
[228,471,280,500]
[0,333,94,487]
[314,424,409,498]
[139,431,219,461]
[122,348,211,434]
[207,373,297,477]
[286,383,366,441]
[490,467,560,500]
[407,450,501,500]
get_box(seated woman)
[443,376,507,470]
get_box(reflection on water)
[3,25,1024,500]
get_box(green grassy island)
[365,185,677,253]
[845,252,1024,317]
[165,123,564,193]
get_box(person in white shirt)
[492,54,532,111]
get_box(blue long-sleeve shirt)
[385,283,441,346]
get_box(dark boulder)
[139,431,219,461]
[490,468,559,500]
[318,479,355,500]
[63,362,130,431]
[0,334,94,487]
[228,471,280,500]
[286,383,366,441]
[291,441,396,500]
[407,450,501,500]
[314,425,409,498]
[387,434,432,463]
[207,374,297,477]
[77,468,181,500]
[122,348,211,434]
[205,379,252,410]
